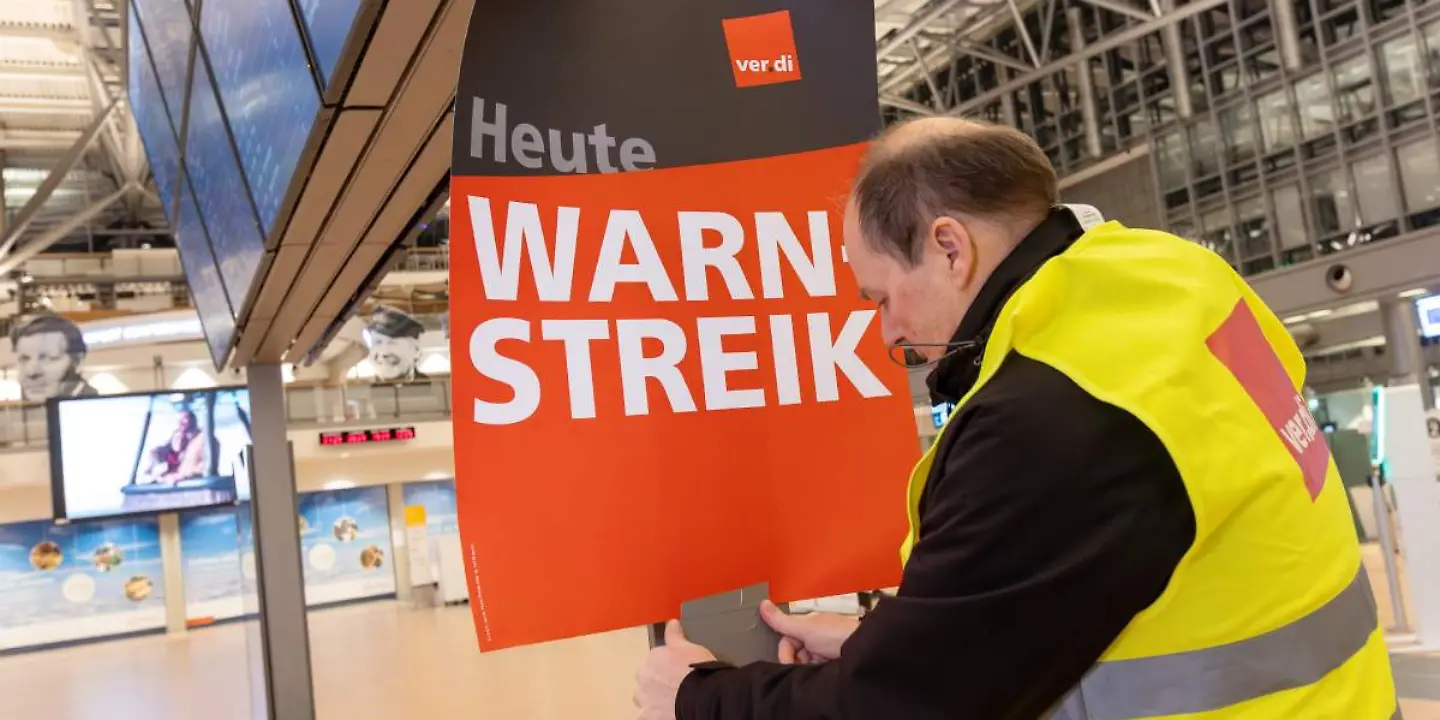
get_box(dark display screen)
[318,427,418,446]
[127,11,182,223]
[297,0,364,89]
[130,0,191,130]
[184,57,266,310]
[198,0,320,237]
[175,180,238,369]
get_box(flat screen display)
[198,0,320,236]
[48,388,253,521]
[184,56,265,310]
[175,178,238,369]
[1417,295,1440,338]
[298,0,364,89]
[127,11,182,222]
[131,0,191,130]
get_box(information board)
[449,0,913,651]
[131,0,191,131]
[198,0,320,236]
[127,11,182,222]
[175,180,238,368]
[184,57,266,311]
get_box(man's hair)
[852,117,1058,265]
[9,314,87,356]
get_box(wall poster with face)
[8,314,97,402]
[361,305,427,383]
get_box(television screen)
[184,56,265,309]
[49,388,254,521]
[198,0,320,236]
[1417,295,1440,339]
[297,0,364,89]
[127,11,182,222]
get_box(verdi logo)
[721,10,802,88]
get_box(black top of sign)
[452,0,879,177]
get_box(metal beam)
[1067,7,1104,158]
[0,97,93,114]
[909,39,946,110]
[1005,0,1043,67]
[0,183,129,275]
[0,130,84,149]
[0,97,115,260]
[877,0,966,59]
[1074,0,1157,21]
[0,63,86,79]
[951,0,1227,116]
[881,94,939,116]
[958,39,1034,72]
[879,2,1015,94]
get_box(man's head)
[363,306,425,381]
[843,117,1058,360]
[9,315,89,401]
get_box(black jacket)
[675,209,1197,719]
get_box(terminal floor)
[0,599,1436,719]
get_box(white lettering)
[756,211,837,299]
[541,320,610,420]
[469,98,656,173]
[808,311,890,402]
[768,314,802,406]
[678,212,754,301]
[617,319,696,416]
[590,210,678,303]
[469,318,541,425]
[697,316,764,411]
[468,197,578,302]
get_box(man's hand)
[636,620,717,720]
[761,600,860,665]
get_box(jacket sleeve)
[675,357,1196,720]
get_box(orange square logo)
[721,10,802,88]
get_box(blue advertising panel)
[52,388,253,521]
[0,518,166,650]
[297,486,396,605]
[401,479,456,584]
[197,0,320,236]
[297,0,364,89]
[131,0,192,128]
[127,11,182,222]
[184,57,265,309]
[179,506,249,625]
[175,181,238,369]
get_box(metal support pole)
[876,0,965,60]
[1068,7,1104,159]
[1001,91,1019,128]
[1271,0,1306,72]
[159,512,188,635]
[245,363,316,720]
[1382,298,1435,410]
[386,483,414,603]
[1371,472,1410,633]
[1160,0,1195,120]
[0,149,6,236]
[0,183,129,275]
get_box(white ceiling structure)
[0,0,1172,275]
[0,0,158,275]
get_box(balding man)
[637,118,1395,719]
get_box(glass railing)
[398,246,450,272]
[0,378,454,450]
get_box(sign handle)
[647,621,667,648]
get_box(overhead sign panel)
[449,0,912,651]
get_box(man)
[636,118,1396,718]
[10,314,97,402]
[362,305,429,383]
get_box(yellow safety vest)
[902,220,1398,719]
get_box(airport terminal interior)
[5,0,1440,716]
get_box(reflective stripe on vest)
[1050,567,1379,720]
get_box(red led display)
[317,426,418,446]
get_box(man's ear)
[929,216,972,275]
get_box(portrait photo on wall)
[50,388,253,520]
[9,314,97,402]
[362,305,428,384]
